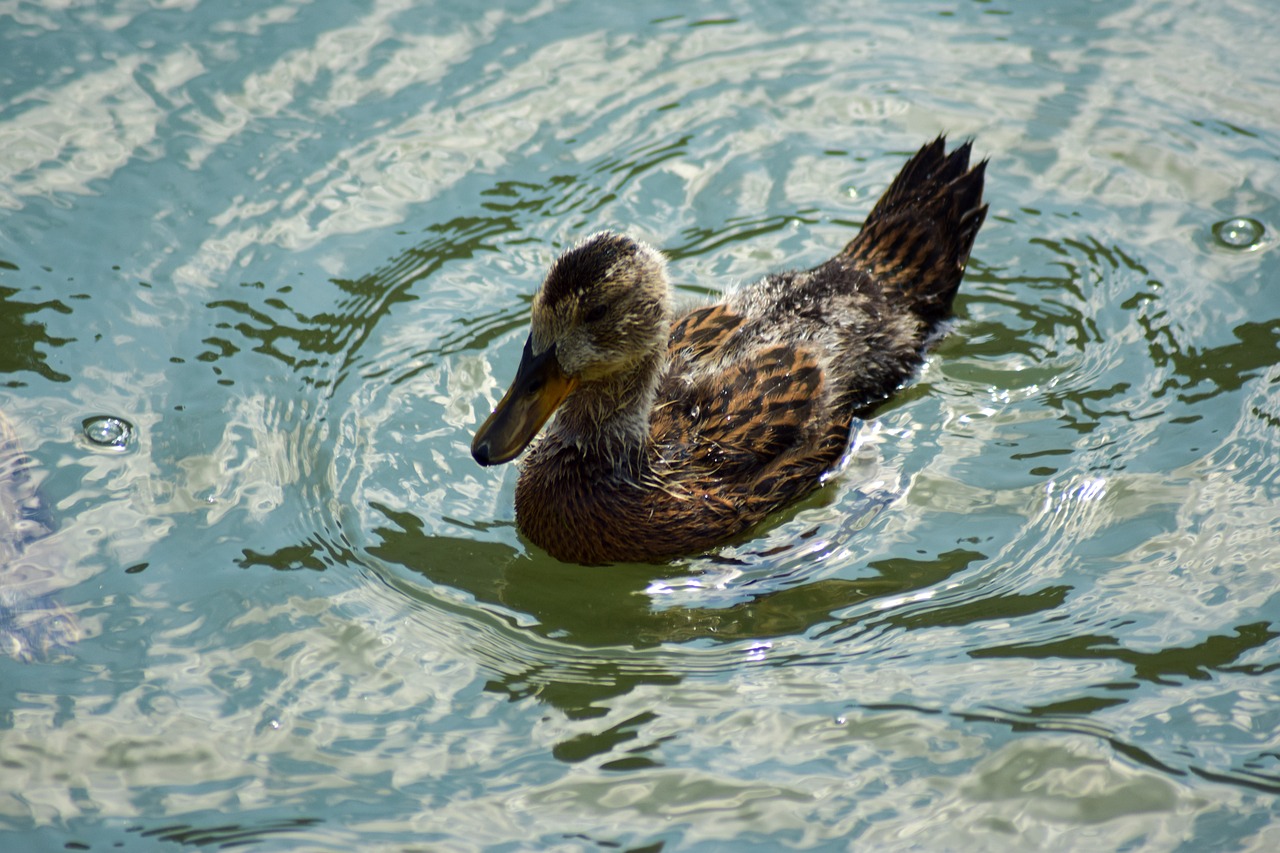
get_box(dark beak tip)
[471,441,492,466]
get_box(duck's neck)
[547,351,665,471]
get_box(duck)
[471,136,987,565]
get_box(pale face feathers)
[471,231,675,468]
[530,231,672,381]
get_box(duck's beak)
[472,336,578,466]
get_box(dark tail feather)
[843,136,988,327]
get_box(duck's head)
[472,231,671,466]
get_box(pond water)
[3,0,1280,849]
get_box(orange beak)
[472,335,578,466]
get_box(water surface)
[2,0,1280,849]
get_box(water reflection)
[81,415,135,450]
[0,272,72,385]
[0,410,78,661]
[359,507,1005,767]
[367,502,999,650]
[195,163,655,395]
[974,622,1279,688]
[131,817,325,849]
[4,0,1280,847]
[1212,217,1265,250]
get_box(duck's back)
[646,138,987,546]
[647,266,925,545]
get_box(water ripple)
[5,0,1280,848]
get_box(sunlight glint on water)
[1,0,1280,850]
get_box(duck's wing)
[653,305,846,489]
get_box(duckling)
[472,137,987,564]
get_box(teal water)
[3,0,1280,849]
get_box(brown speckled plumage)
[472,137,988,564]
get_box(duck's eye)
[583,303,608,324]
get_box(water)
[2,0,1279,849]
[1214,217,1266,251]
[81,416,135,451]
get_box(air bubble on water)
[1212,217,1265,250]
[82,415,134,450]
